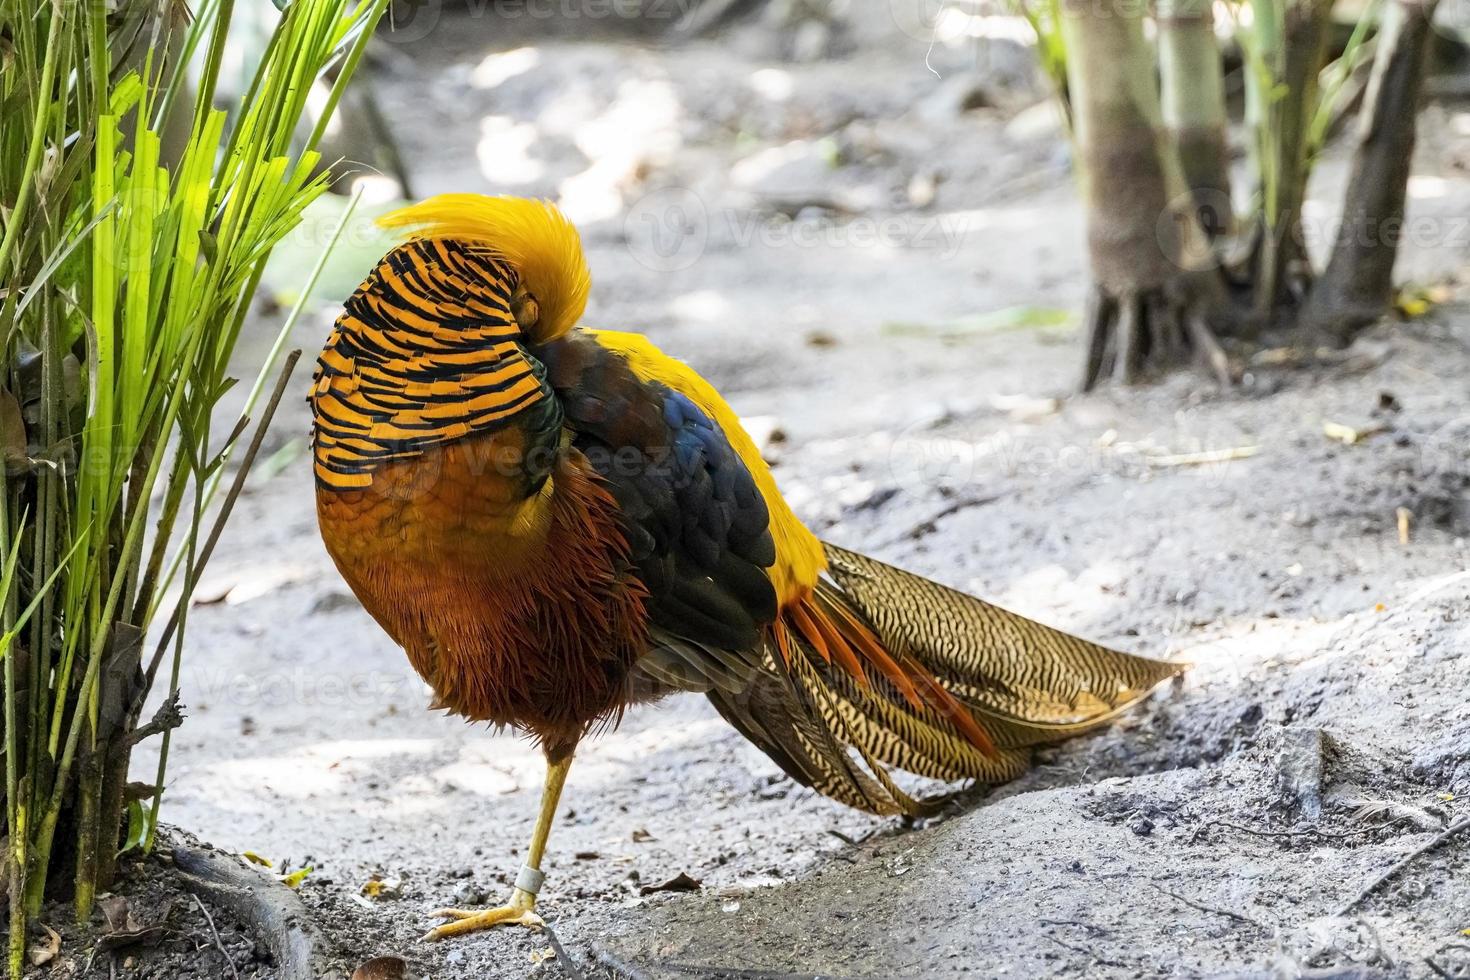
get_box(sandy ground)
[126,7,1470,979]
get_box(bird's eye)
[512,292,540,333]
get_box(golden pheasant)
[310,195,1182,942]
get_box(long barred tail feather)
[822,544,1183,741]
[705,542,1184,816]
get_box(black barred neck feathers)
[310,237,555,491]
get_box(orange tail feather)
[782,590,998,757]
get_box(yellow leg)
[423,749,574,942]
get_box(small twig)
[1424,942,1470,979]
[1040,918,1111,936]
[591,947,656,980]
[1151,884,1269,930]
[827,826,882,849]
[1355,916,1396,969]
[1424,956,1454,979]
[1191,819,1386,844]
[666,966,875,980]
[875,492,1003,550]
[189,893,240,980]
[106,693,185,762]
[139,350,303,699]
[1147,445,1259,468]
[1186,310,1234,387]
[1336,816,1470,916]
[541,923,587,980]
[1042,934,1131,970]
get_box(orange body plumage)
[313,195,1183,823]
[317,433,649,748]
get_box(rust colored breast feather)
[316,430,650,747]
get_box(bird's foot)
[422,890,543,941]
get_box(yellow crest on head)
[377,194,591,344]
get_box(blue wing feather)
[534,332,778,653]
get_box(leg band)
[514,864,546,896]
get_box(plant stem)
[8,801,26,977]
[1253,0,1333,318]
[3,447,23,977]
[28,307,60,823]
[147,185,365,623]
[144,351,303,849]
[74,752,103,920]
[3,0,387,941]
[31,282,226,910]
[0,0,65,280]
[307,0,391,152]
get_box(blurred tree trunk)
[1056,0,1437,388]
[1062,0,1228,389]
[1158,0,1232,240]
[1303,0,1440,343]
